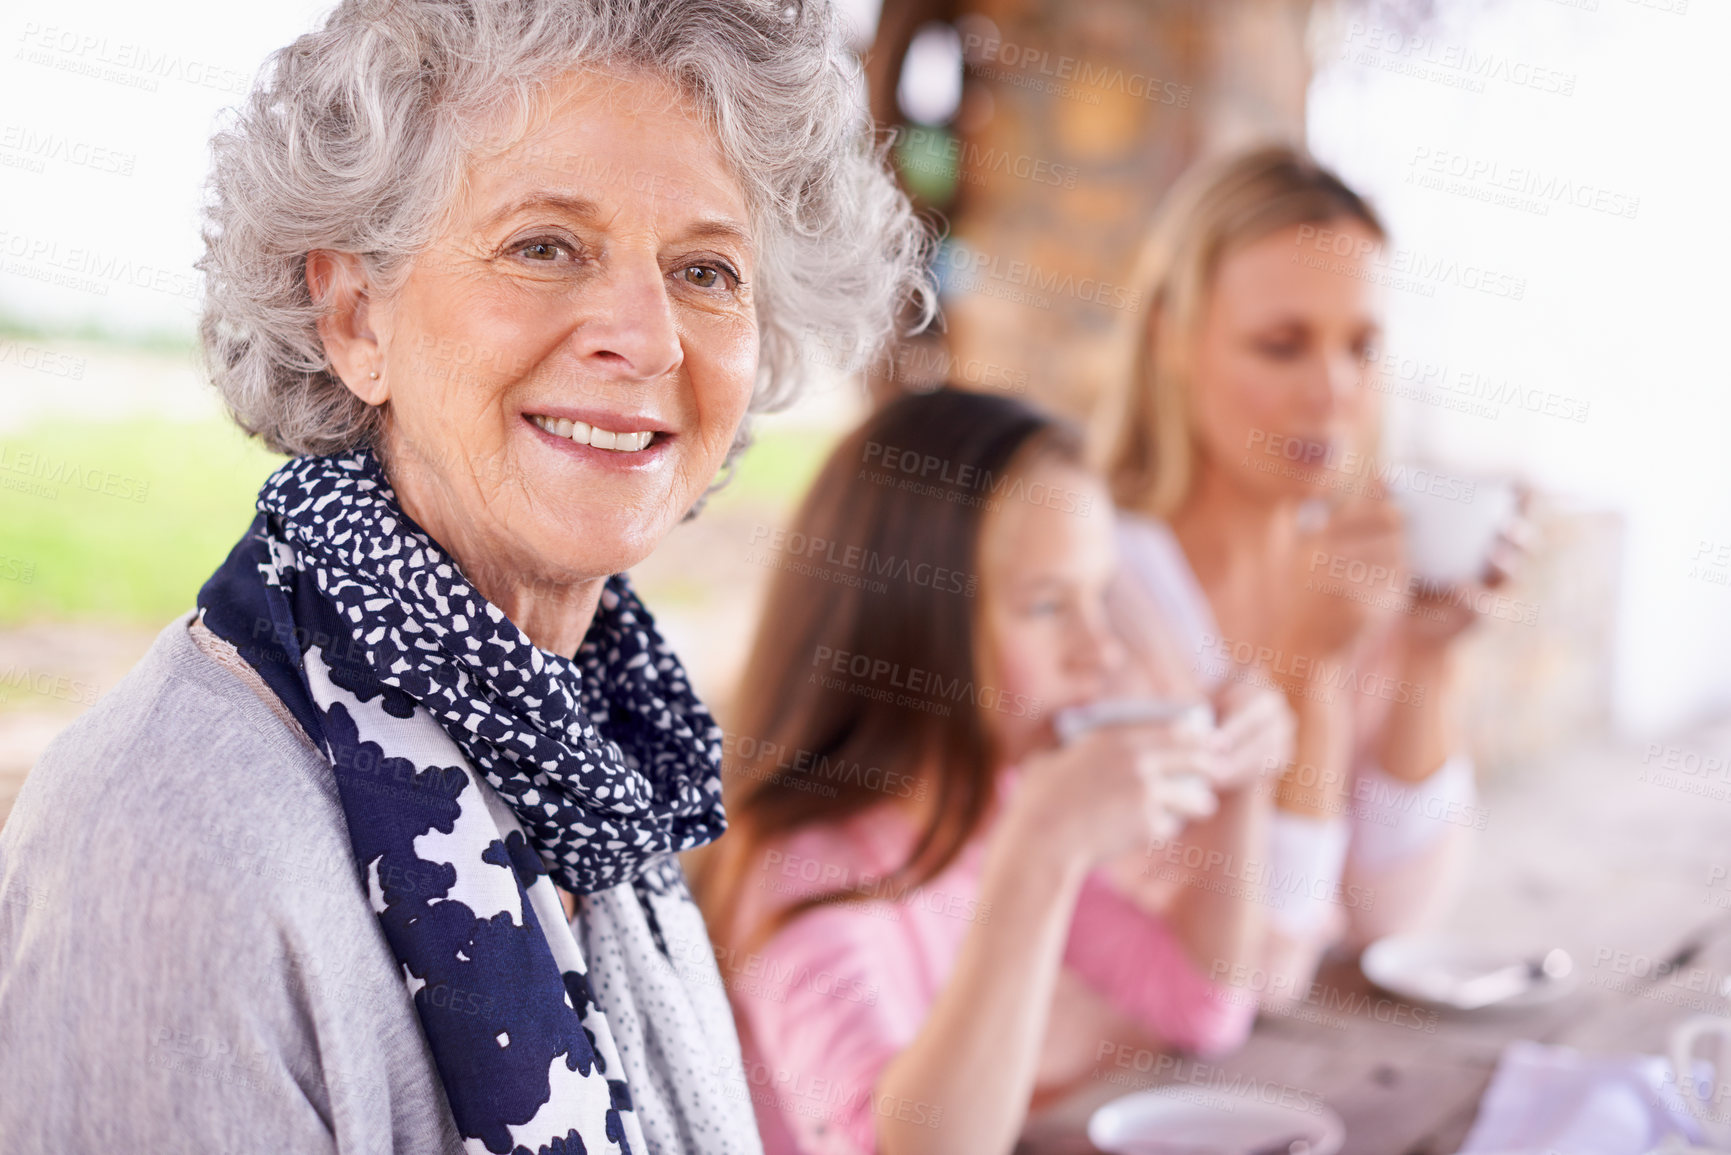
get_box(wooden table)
[1017,726,1731,1154]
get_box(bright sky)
[0,0,335,335]
[1306,0,1731,733]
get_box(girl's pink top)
[724,771,1255,1155]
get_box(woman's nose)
[1075,609,1127,681]
[1324,347,1365,406]
[568,254,683,382]
[1294,350,1360,418]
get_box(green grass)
[710,420,838,509]
[0,417,837,625]
[0,420,285,624]
[0,314,197,357]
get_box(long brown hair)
[1092,144,1387,518]
[695,387,1083,952]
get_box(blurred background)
[2,0,1727,862]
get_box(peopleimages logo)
[747,525,978,597]
[0,230,202,302]
[759,850,990,925]
[0,124,137,176]
[0,339,87,381]
[722,731,926,802]
[1339,22,1578,97]
[1195,634,1426,707]
[0,446,150,503]
[1203,964,1440,1032]
[886,342,1030,395]
[1306,549,1540,628]
[1407,147,1641,220]
[860,439,1095,515]
[959,32,1193,107]
[808,645,1043,719]
[1091,1046,1338,1107]
[0,665,100,707]
[896,127,1080,190]
[1374,352,1591,424]
[14,23,251,95]
[1243,429,1481,504]
[939,245,1143,313]
[1292,224,1528,302]
[1142,838,1378,911]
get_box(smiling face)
[1186,219,1385,500]
[974,456,1125,763]
[330,67,758,626]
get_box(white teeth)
[530,414,655,452]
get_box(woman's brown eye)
[522,241,565,261]
[684,265,720,288]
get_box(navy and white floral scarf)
[196,449,751,1155]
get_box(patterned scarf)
[196,448,730,1155]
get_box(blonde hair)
[1092,144,1386,518]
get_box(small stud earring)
[368,369,379,380]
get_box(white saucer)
[1360,933,1578,1012]
[1088,1086,1346,1154]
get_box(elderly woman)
[0,0,927,1151]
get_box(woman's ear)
[306,250,389,406]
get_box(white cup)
[1052,696,1214,746]
[1671,1014,1731,1147]
[1053,697,1218,842]
[1390,472,1519,586]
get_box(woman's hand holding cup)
[1398,482,1535,649]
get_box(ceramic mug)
[1389,472,1520,587]
[1671,1014,1731,1147]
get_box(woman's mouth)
[527,413,657,452]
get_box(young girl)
[1093,146,1519,1004]
[694,388,1292,1155]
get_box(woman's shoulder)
[773,804,914,888]
[2,611,353,905]
[726,805,917,947]
[1112,507,1186,568]
[1112,506,1206,603]
[0,616,455,1155]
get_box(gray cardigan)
[0,612,465,1152]
[0,612,760,1153]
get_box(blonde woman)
[1093,145,1516,1004]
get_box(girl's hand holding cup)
[1207,681,1296,792]
[1017,702,1221,867]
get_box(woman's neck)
[1168,460,1301,647]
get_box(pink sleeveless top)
[723,766,1254,1155]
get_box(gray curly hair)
[199,0,933,458]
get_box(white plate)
[1088,1086,1345,1155]
[1360,933,1578,1012]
